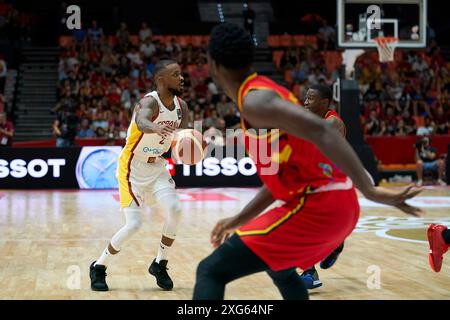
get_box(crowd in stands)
[0,0,35,45]
[56,18,450,146]
[55,20,241,144]
[274,21,450,137]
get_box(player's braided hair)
[208,22,254,69]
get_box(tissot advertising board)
[0,147,261,189]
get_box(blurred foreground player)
[298,84,347,289]
[90,60,189,291]
[193,23,423,300]
[428,224,450,272]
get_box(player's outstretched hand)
[211,217,241,248]
[366,185,424,217]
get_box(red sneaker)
[427,224,449,272]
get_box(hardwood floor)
[0,187,449,299]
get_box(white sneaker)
[437,179,446,186]
[417,179,423,186]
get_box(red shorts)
[236,188,360,271]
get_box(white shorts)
[117,153,175,208]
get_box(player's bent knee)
[127,217,142,232]
[196,256,217,279]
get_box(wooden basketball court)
[0,187,449,299]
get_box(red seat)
[177,36,192,47]
[191,35,203,47]
[267,35,281,48]
[59,36,73,47]
[293,35,306,47]
[272,50,284,69]
[280,34,293,47]
[130,35,139,45]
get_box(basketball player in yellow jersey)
[90,60,190,291]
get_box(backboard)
[337,0,427,48]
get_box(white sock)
[95,246,113,267]
[156,242,170,263]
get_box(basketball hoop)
[374,37,398,63]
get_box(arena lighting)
[217,3,225,22]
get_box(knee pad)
[110,206,142,250]
[154,189,182,239]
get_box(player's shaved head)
[154,59,178,78]
[310,84,332,102]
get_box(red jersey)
[237,73,349,202]
[324,109,346,136]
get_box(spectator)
[317,20,335,50]
[206,77,220,104]
[73,22,87,44]
[165,37,181,56]
[433,106,449,134]
[126,46,143,66]
[308,67,325,85]
[95,126,107,138]
[0,54,6,92]
[0,111,13,146]
[412,56,429,73]
[77,118,95,138]
[417,116,435,136]
[216,94,233,118]
[291,63,306,83]
[415,136,446,186]
[53,105,79,147]
[116,22,130,51]
[401,110,417,135]
[190,59,208,86]
[223,105,241,129]
[0,93,4,112]
[140,37,156,60]
[87,20,104,44]
[364,110,381,135]
[382,106,398,135]
[138,22,152,43]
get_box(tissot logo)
[0,159,66,178]
[182,157,257,177]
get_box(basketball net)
[374,37,398,63]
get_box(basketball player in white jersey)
[90,60,189,291]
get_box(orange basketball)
[172,129,208,165]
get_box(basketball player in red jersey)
[299,84,347,289]
[192,23,423,300]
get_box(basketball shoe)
[427,224,449,272]
[90,261,109,291]
[149,259,174,290]
[320,242,344,269]
[299,267,323,289]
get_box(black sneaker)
[320,242,344,269]
[149,259,173,290]
[90,261,109,291]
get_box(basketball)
[172,129,208,165]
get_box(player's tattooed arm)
[179,99,190,129]
[242,89,423,216]
[135,96,174,137]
